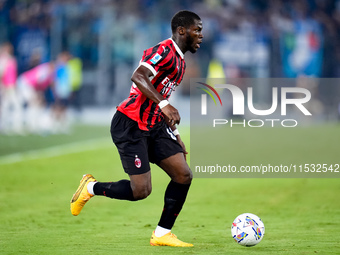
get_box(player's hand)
[161,104,180,126]
[176,135,188,161]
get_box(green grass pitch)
[1,125,340,254]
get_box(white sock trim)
[154,226,171,237]
[87,181,97,196]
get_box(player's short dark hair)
[171,10,201,34]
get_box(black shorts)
[110,111,183,175]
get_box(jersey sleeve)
[140,43,171,76]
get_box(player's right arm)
[131,65,180,125]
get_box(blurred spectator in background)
[279,1,323,77]
[67,55,83,114]
[17,61,55,133]
[53,51,72,133]
[0,42,20,134]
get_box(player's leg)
[0,88,10,133]
[2,87,21,133]
[159,152,192,183]
[158,153,192,228]
[158,152,192,231]
[26,91,42,133]
[70,157,152,216]
[70,110,151,215]
[15,77,28,132]
[91,110,152,200]
[70,171,152,216]
[91,171,151,200]
[11,87,23,133]
[150,152,193,247]
[149,125,193,247]
[17,78,39,133]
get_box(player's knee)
[173,168,193,184]
[132,185,152,200]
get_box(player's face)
[186,19,203,53]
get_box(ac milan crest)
[135,155,141,168]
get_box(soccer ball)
[231,213,265,246]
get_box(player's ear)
[178,26,185,35]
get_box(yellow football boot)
[150,231,193,247]
[70,174,96,216]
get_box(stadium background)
[1,0,340,110]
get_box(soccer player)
[0,42,20,134]
[71,10,203,247]
[16,61,55,133]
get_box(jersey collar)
[170,38,184,59]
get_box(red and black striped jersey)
[117,38,186,131]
